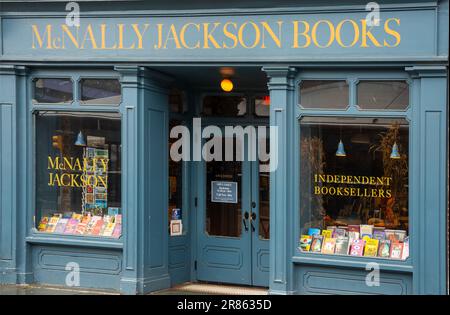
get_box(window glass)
[80,79,121,104]
[259,134,270,240]
[357,80,409,110]
[299,117,409,260]
[169,88,186,113]
[169,119,184,236]
[299,80,349,109]
[205,137,242,237]
[35,111,122,238]
[33,78,73,104]
[255,96,270,117]
[202,95,247,117]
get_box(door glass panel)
[205,138,242,237]
[259,136,270,240]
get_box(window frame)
[293,71,413,267]
[31,76,75,105]
[79,77,122,106]
[27,70,124,246]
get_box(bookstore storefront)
[0,0,448,295]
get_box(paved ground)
[0,283,267,295]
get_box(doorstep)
[152,282,269,295]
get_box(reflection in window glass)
[80,79,121,104]
[259,135,270,240]
[169,88,186,113]
[35,112,122,238]
[300,80,349,109]
[33,78,73,104]
[255,96,270,117]
[169,119,184,235]
[357,81,409,110]
[202,95,246,117]
[299,117,409,260]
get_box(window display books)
[390,241,404,259]
[373,228,386,240]
[45,216,60,233]
[311,235,324,253]
[321,238,336,254]
[360,224,373,241]
[364,239,379,257]
[38,216,49,231]
[401,237,409,260]
[308,228,321,236]
[335,237,350,255]
[333,227,347,238]
[378,240,391,258]
[394,230,407,242]
[91,218,105,236]
[84,215,102,235]
[385,229,397,241]
[112,223,122,238]
[299,235,312,251]
[74,215,91,235]
[349,239,365,256]
[321,229,333,238]
[64,218,80,234]
[54,218,69,234]
[102,222,116,237]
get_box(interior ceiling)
[152,66,268,91]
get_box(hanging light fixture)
[220,79,234,92]
[335,139,347,157]
[74,131,86,146]
[390,142,401,159]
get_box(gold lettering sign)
[31,18,401,50]
[47,156,108,188]
[313,174,392,198]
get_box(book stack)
[299,225,409,260]
[36,212,122,238]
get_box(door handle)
[250,212,256,232]
[243,211,249,232]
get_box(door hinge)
[194,260,197,270]
[194,197,198,207]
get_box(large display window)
[298,116,409,260]
[34,111,122,238]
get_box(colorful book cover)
[335,237,349,255]
[321,229,333,238]
[364,239,379,257]
[74,215,91,235]
[91,219,105,236]
[401,237,409,260]
[112,223,122,238]
[84,215,102,235]
[390,241,404,259]
[348,231,360,241]
[373,228,386,240]
[72,213,83,221]
[54,218,69,234]
[347,225,360,233]
[321,238,336,254]
[378,240,391,258]
[360,224,374,240]
[349,239,365,256]
[333,228,347,238]
[307,228,321,236]
[385,229,397,242]
[394,230,407,242]
[38,216,49,231]
[64,218,79,234]
[45,216,60,233]
[299,235,312,251]
[310,235,324,253]
[102,222,116,237]
[115,214,122,225]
